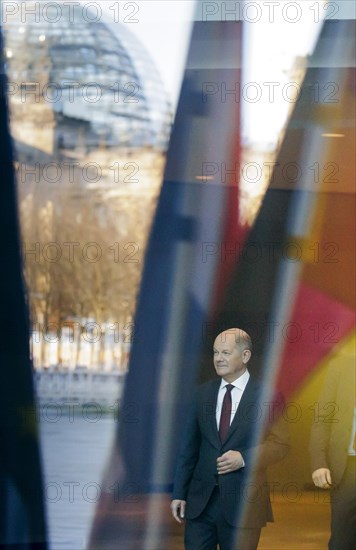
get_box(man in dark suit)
[171,328,290,550]
[309,357,355,550]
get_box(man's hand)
[171,499,186,523]
[312,468,332,489]
[217,450,244,474]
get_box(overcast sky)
[84,0,196,109]
[79,0,354,146]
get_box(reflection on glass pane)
[3,0,172,375]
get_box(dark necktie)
[219,384,234,443]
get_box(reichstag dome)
[4,1,172,153]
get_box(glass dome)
[4,1,172,152]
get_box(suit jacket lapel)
[224,377,259,445]
[203,379,221,449]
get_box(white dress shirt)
[216,369,250,429]
[348,406,356,456]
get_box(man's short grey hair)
[217,328,253,353]
[237,331,252,353]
